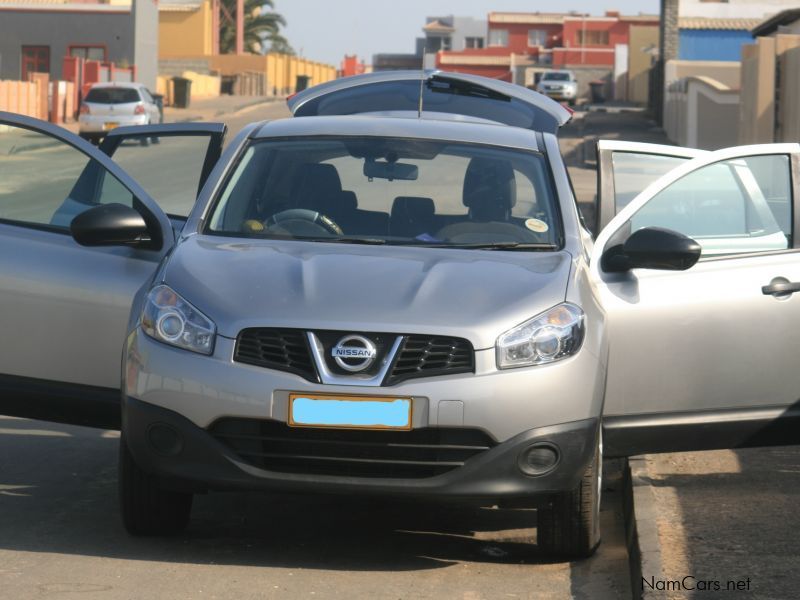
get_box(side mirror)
[601,227,701,273]
[70,203,153,247]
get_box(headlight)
[496,303,584,369]
[141,284,216,355]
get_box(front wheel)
[536,433,602,559]
[119,435,192,536]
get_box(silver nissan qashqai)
[2,72,800,560]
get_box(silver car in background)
[78,82,161,143]
[536,70,578,105]
[1,71,799,561]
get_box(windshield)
[542,73,571,82]
[84,88,141,104]
[207,137,561,249]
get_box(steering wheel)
[264,209,343,237]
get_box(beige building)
[627,25,659,104]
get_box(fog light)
[518,443,559,476]
[147,423,183,456]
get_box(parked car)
[78,82,161,143]
[1,71,798,560]
[535,70,578,105]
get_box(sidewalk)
[566,107,800,599]
[162,94,281,123]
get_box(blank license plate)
[103,122,119,130]
[288,393,412,430]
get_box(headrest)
[391,196,435,221]
[292,163,345,213]
[338,191,358,210]
[296,163,343,195]
[462,157,516,215]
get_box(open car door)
[0,114,224,429]
[99,122,226,222]
[592,142,800,456]
[288,70,572,134]
[595,140,706,232]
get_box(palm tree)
[219,0,294,55]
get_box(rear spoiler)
[288,70,572,134]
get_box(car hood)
[163,236,573,349]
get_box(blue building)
[678,17,761,61]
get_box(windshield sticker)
[525,218,549,233]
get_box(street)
[0,416,631,599]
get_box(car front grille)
[387,335,474,384]
[234,328,318,382]
[210,418,495,479]
[233,329,474,385]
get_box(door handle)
[762,279,800,296]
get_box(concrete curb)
[217,97,283,118]
[8,139,63,154]
[623,456,664,600]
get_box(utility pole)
[580,15,586,65]
[236,0,244,55]
[212,0,220,54]
[654,0,679,123]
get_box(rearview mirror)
[70,203,153,248]
[601,227,701,273]
[363,160,418,181]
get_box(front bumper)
[538,88,576,100]
[124,396,599,502]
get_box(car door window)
[626,154,792,256]
[100,125,225,219]
[103,134,213,218]
[594,142,705,234]
[0,122,134,230]
[611,152,689,212]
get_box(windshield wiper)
[298,237,387,245]
[414,242,559,251]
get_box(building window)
[528,29,548,47]
[576,30,610,46]
[69,45,107,62]
[465,37,484,49]
[426,37,452,52]
[489,29,509,47]
[21,46,50,80]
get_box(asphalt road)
[0,417,632,599]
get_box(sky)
[278,0,661,66]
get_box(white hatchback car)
[78,82,161,143]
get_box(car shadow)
[0,417,588,571]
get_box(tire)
[537,432,602,559]
[140,121,151,146]
[119,435,192,536]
